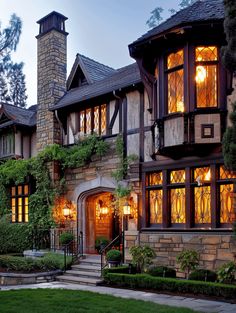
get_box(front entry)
[85,192,119,254]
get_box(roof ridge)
[0,102,31,112]
[77,53,116,71]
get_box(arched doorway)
[85,192,119,254]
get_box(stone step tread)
[57,275,103,285]
[72,264,101,272]
[65,270,101,278]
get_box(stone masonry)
[36,16,67,151]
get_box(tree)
[0,14,27,106]
[222,0,236,170]
[8,62,27,107]
[146,0,197,29]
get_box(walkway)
[1,281,236,313]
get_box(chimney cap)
[37,11,68,24]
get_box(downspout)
[55,109,64,145]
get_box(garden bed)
[103,272,236,303]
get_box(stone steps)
[56,254,103,286]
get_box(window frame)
[11,184,29,223]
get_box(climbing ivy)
[0,134,109,229]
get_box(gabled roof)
[130,0,224,47]
[67,54,116,90]
[52,63,141,110]
[0,102,37,129]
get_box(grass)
[0,289,200,313]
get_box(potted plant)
[59,232,74,245]
[95,236,109,253]
[106,249,122,267]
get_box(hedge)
[104,273,236,299]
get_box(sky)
[0,0,180,106]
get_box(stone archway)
[74,176,116,254]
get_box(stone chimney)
[36,11,68,151]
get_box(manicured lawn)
[0,289,199,313]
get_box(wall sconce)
[97,200,109,219]
[123,202,131,216]
[63,201,72,220]
[196,169,211,186]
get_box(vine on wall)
[0,134,109,229]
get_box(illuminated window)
[148,172,163,186]
[171,188,185,223]
[195,46,218,108]
[170,170,185,184]
[166,49,184,114]
[11,185,29,223]
[194,186,211,223]
[79,104,106,135]
[149,190,162,224]
[220,166,236,180]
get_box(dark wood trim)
[139,89,144,162]
[162,169,169,228]
[119,98,123,133]
[105,103,109,135]
[184,43,189,113]
[185,167,192,228]
[159,56,165,118]
[108,99,119,134]
[201,124,214,138]
[122,96,127,162]
[142,171,147,228]
[211,164,217,228]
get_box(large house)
[0,0,236,270]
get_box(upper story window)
[79,104,107,136]
[166,49,184,114]
[0,131,14,158]
[11,184,29,223]
[195,46,218,108]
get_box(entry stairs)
[56,254,103,286]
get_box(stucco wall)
[127,91,140,130]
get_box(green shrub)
[95,237,109,252]
[0,253,71,272]
[103,266,130,277]
[217,261,236,283]
[148,265,176,278]
[0,217,30,254]
[176,249,199,279]
[59,232,74,245]
[129,245,156,273]
[104,273,236,299]
[106,249,122,262]
[189,269,217,282]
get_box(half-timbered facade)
[1,0,236,269]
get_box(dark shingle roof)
[0,102,37,128]
[131,0,224,46]
[52,63,141,110]
[67,53,116,89]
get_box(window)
[170,170,186,224]
[148,172,163,224]
[219,166,235,224]
[146,165,235,229]
[79,104,106,135]
[195,46,218,108]
[11,185,29,223]
[166,49,184,114]
[0,131,14,157]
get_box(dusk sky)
[0,1,180,106]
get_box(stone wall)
[125,231,236,277]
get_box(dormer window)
[166,49,184,114]
[195,46,218,108]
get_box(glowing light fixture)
[123,202,131,215]
[205,169,211,181]
[177,101,184,112]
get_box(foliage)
[148,265,176,278]
[0,289,198,313]
[223,102,236,171]
[0,134,109,231]
[95,236,109,252]
[188,269,217,282]
[106,249,122,262]
[0,14,27,106]
[102,265,134,277]
[217,261,236,283]
[0,217,30,254]
[0,252,71,272]
[59,232,74,245]
[130,245,156,273]
[104,273,236,300]
[222,0,236,72]
[146,0,197,29]
[176,249,199,279]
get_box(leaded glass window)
[220,166,236,180]
[171,188,185,223]
[149,190,162,224]
[195,46,218,108]
[166,49,184,114]
[170,170,185,183]
[194,186,211,223]
[148,172,163,186]
[11,184,29,223]
[79,104,106,136]
[220,184,234,223]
